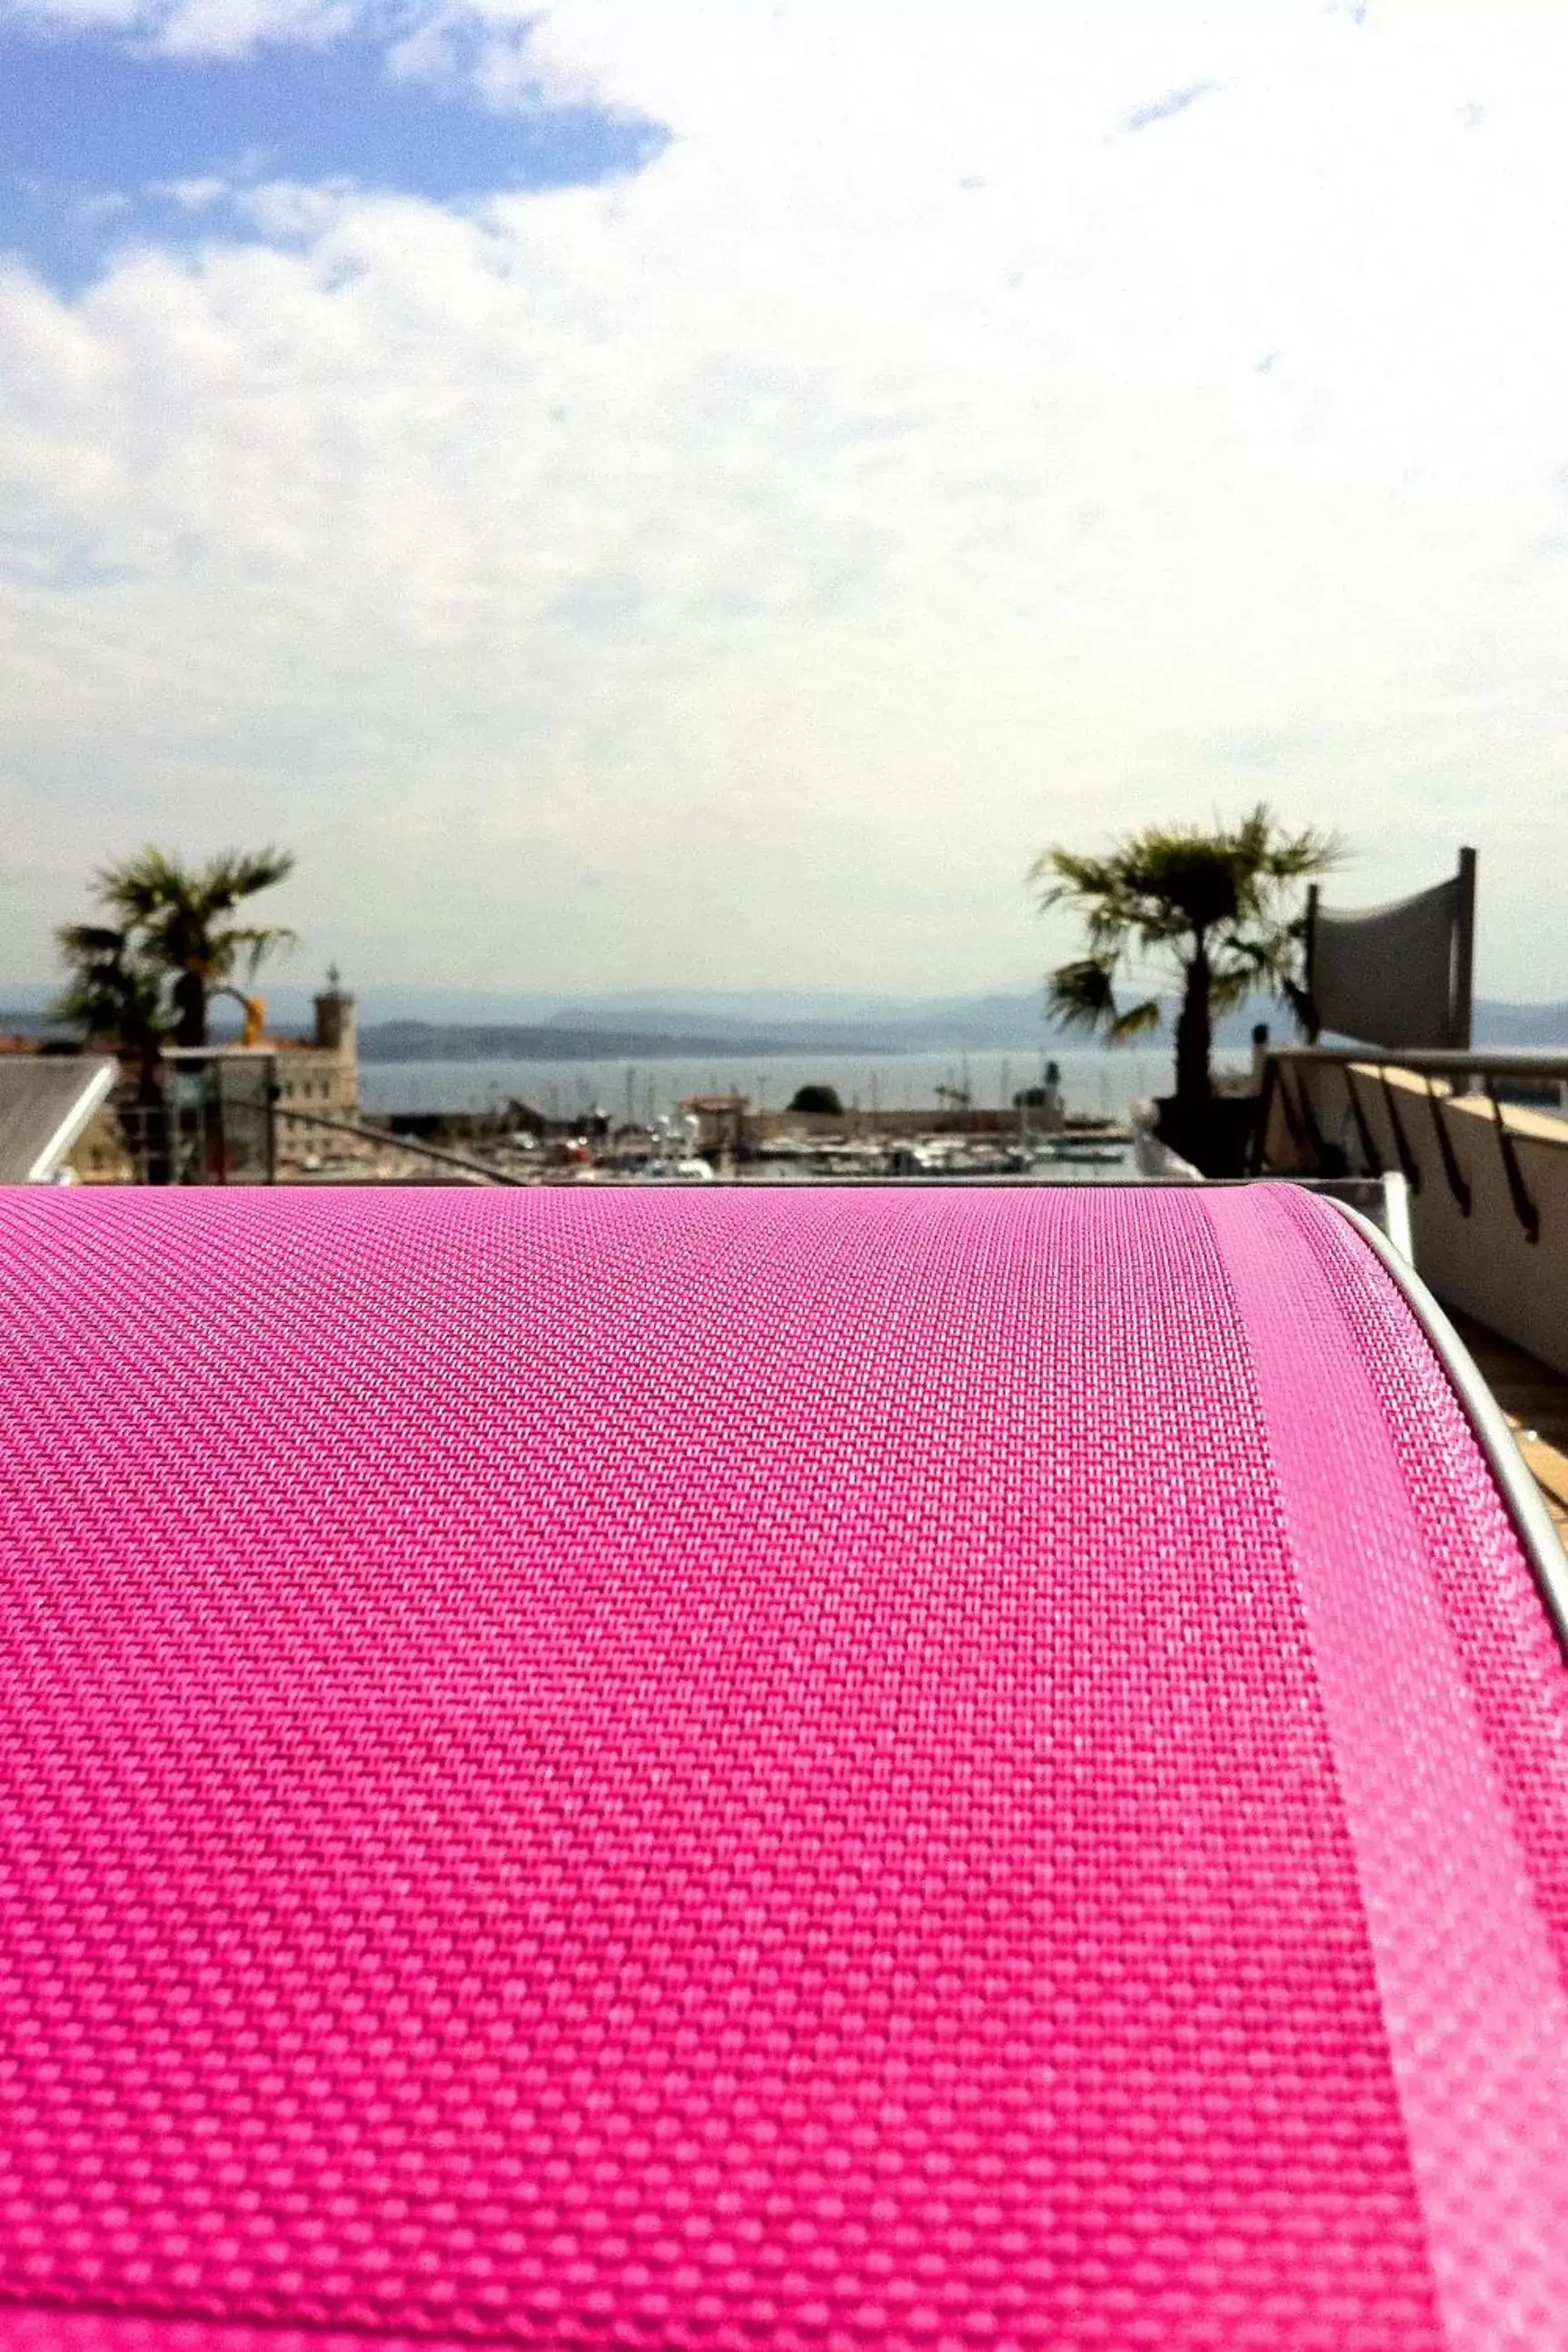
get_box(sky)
[3,0,1568,998]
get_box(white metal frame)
[1331,1198,1568,1652]
[24,1059,117,1184]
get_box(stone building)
[64,968,365,1182]
[273,971,362,1155]
[680,1094,749,1156]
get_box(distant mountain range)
[1468,1000,1568,1045]
[356,1019,902,1064]
[9,987,1568,1058]
[357,991,1568,1060]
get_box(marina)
[354,1045,1241,1126]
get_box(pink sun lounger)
[2,1186,1567,2350]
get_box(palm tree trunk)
[173,968,207,1048]
[1175,944,1213,1110]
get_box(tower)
[313,966,357,1057]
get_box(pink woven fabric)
[0,1186,1565,2351]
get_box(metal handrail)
[1262,1045,1560,1241]
[1265,1046,1568,1084]
[274,1107,529,1186]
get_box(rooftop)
[0,1055,115,1183]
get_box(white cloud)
[0,0,353,51]
[3,2,1568,993]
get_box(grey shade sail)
[0,1057,116,1183]
[1311,864,1473,1050]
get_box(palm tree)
[1031,806,1340,1114]
[54,922,174,1182]
[55,922,167,1058]
[93,847,297,1047]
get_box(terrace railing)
[1255,1045,1568,1374]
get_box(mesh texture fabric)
[1,1185,1565,2352]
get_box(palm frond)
[202,847,297,904]
[211,922,299,981]
[52,919,168,1048]
[1107,997,1162,1042]
[88,845,297,987]
[1047,958,1121,1035]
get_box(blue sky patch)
[0,25,668,290]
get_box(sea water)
[358,1047,1250,1123]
